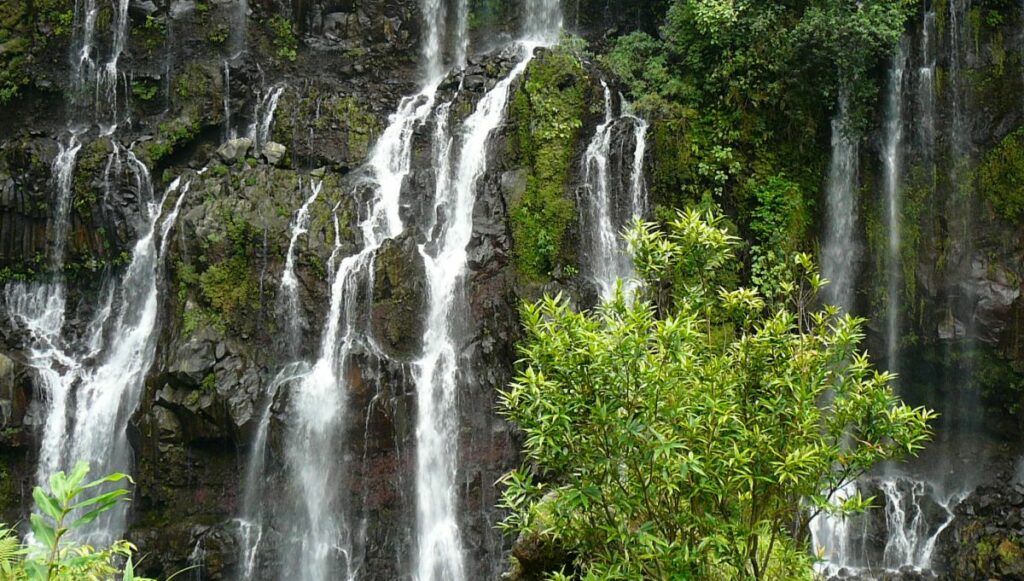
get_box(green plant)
[268,16,298,62]
[0,462,154,580]
[131,81,159,102]
[207,24,228,45]
[977,128,1024,221]
[499,210,935,580]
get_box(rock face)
[935,482,1024,579]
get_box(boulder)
[262,141,286,166]
[217,137,253,163]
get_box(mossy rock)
[508,48,586,282]
[371,234,426,358]
[272,87,381,170]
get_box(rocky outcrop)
[935,482,1024,579]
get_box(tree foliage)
[604,0,912,226]
[499,210,935,580]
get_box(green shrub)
[500,210,935,580]
[0,463,154,580]
[977,129,1024,221]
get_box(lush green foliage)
[604,0,909,239]
[268,16,298,62]
[510,48,586,281]
[499,210,935,580]
[977,128,1024,221]
[0,462,152,580]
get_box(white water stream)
[579,83,649,299]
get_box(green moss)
[72,138,112,213]
[268,16,297,61]
[273,89,378,166]
[509,49,586,281]
[199,255,259,318]
[207,23,228,45]
[144,116,201,163]
[977,128,1024,221]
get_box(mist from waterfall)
[820,91,860,313]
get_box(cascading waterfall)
[236,361,309,578]
[918,7,937,158]
[280,91,436,581]
[272,58,445,581]
[72,0,133,125]
[812,4,988,573]
[280,180,322,350]
[412,42,538,581]
[882,39,908,371]
[249,83,287,150]
[579,82,649,299]
[235,1,461,578]
[8,171,190,545]
[820,90,859,313]
[412,4,562,580]
[223,61,235,141]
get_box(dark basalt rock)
[935,482,1024,579]
[371,233,426,359]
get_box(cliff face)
[2,0,1024,579]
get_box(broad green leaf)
[32,487,62,522]
[29,514,56,550]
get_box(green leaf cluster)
[604,0,909,225]
[500,210,935,580]
[268,16,298,62]
[0,462,153,580]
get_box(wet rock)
[371,233,426,359]
[217,137,252,162]
[936,483,1024,578]
[262,141,286,166]
[169,0,194,19]
[129,0,159,17]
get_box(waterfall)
[280,90,436,581]
[7,172,189,545]
[882,40,908,371]
[223,61,235,141]
[271,64,445,581]
[412,4,562,580]
[72,0,132,125]
[280,180,322,350]
[918,8,937,157]
[811,478,959,575]
[579,83,649,299]
[821,91,859,312]
[248,84,287,150]
[236,361,310,578]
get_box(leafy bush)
[499,210,935,580]
[268,16,298,62]
[0,462,153,580]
